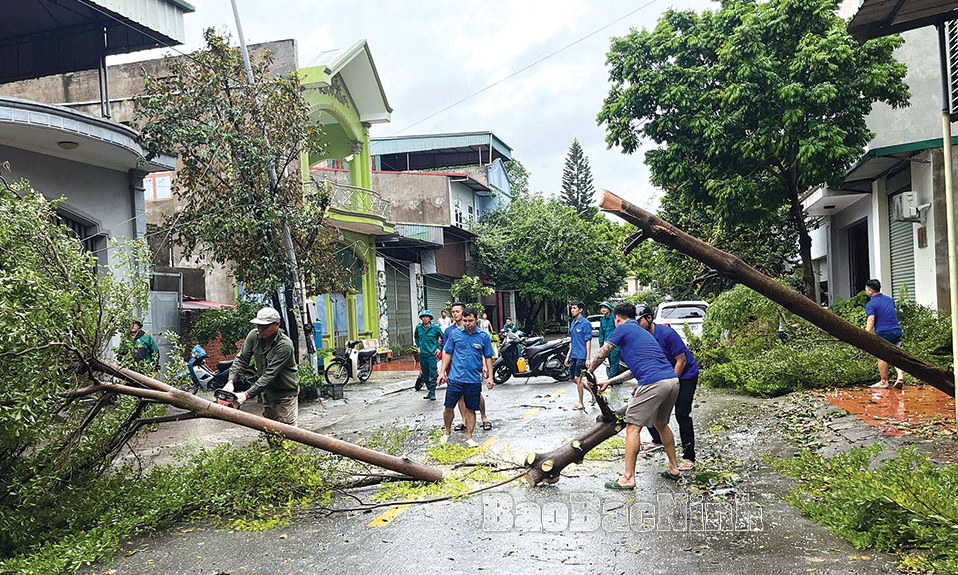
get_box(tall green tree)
[474,195,627,331]
[136,30,349,355]
[598,0,909,298]
[503,159,531,198]
[560,138,596,218]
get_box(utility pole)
[230,0,317,369]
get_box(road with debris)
[94,365,901,575]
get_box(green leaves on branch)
[135,29,349,296]
[473,195,627,308]
[598,0,909,296]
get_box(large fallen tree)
[87,361,443,482]
[599,189,954,397]
[522,190,955,487]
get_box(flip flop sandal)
[893,379,905,389]
[640,443,663,453]
[453,423,466,432]
[481,421,493,431]
[604,480,634,490]
[572,404,585,411]
[678,460,695,471]
[660,470,681,481]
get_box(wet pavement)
[98,367,904,575]
[821,384,956,436]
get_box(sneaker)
[465,438,479,448]
[440,434,450,444]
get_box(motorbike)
[492,331,571,384]
[180,344,253,394]
[324,339,376,386]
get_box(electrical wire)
[393,0,664,134]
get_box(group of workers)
[123,275,904,488]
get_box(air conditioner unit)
[892,191,920,222]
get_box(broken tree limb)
[94,360,444,483]
[600,189,955,397]
[525,372,626,486]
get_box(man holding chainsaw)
[224,307,300,426]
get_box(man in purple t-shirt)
[864,279,905,389]
[589,303,681,488]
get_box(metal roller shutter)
[888,193,916,302]
[385,262,414,349]
[425,276,453,314]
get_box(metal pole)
[936,23,958,426]
[230,0,317,368]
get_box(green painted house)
[300,40,394,350]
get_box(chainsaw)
[213,389,240,409]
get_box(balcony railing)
[325,182,392,221]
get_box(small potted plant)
[298,364,323,402]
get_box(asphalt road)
[95,367,898,575]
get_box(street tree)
[135,29,350,356]
[474,195,627,332]
[448,275,494,317]
[503,159,531,198]
[560,138,596,218]
[598,0,909,298]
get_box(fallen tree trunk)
[525,372,625,486]
[600,190,955,397]
[95,360,444,483]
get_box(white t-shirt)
[438,317,452,329]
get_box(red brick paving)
[821,384,955,436]
[372,357,418,372]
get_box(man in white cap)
[225,307,300,426]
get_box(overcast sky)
[116,0,716,210]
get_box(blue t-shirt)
[569,315,593,360]
[443,327,494,384]
[443,324,460,345]
[607,319,678,386]
[652,323,699,380]
[865,293,901,333]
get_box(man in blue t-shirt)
[566,300,593,411]
[864,279,905,389]
[438,306,494,447]
[635,305,699,470]
[443,302,491,432]
[589,303,681,489]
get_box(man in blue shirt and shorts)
[589,303,681,488]
[567,300,593,410]
[636,305,699,470]
[864,279,905,389]
[438,306,495,447]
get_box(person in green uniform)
[598,302,621,379]
[125,320,159,373]
[415,310,443,400]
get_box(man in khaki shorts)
[588,303,681,488]
[225,307,300,427]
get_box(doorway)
[848,221,870,296]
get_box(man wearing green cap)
[415,310,443,400]
[598,302,621,379]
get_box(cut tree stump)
[525,371,625,486]
[600,189,955,397]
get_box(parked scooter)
[324,340,376,386]
[492,331,571,384]
[180,344,253,394]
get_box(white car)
[654,301,709,342]
[587,314,603,337]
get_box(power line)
[394,0,664,135]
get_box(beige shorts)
[263,394,298,426]
[625,378,680,427]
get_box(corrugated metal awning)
[848,0,958,42]
[0,0,194,83]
